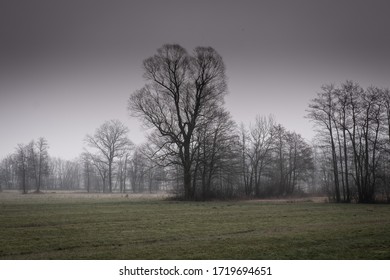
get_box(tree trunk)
[22,168,27,194]
[108,161,112,193]
[342,126,350,202]
[335,122,345,201]
[329,115,341,202]
[183,166,192,200]
[183,140,194,200]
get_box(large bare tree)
[128,44,227,200]
[85,119,133,192]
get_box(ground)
[0,191,389,259]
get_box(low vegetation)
[0,192,389,259]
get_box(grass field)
[0,192,389,259]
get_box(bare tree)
[117,152,130,193]
[87,153,108,192]
[129,148,145,193]
[307,85,341,201]
[193,109,239,199]
[15,144,29,194]
[27,137,49,192]
[283,131,314,194]
[47,157,81,190]
[239,123,252,196]
[273,124,287,195]
[383,88,390,148]
[358,87,382,202]
[35,137,49,192]
[85,119,133,193]
[379,88,390,201]
[128,145,167,194]
[128,44,227,200]
[248,115,275,197]
[0,155,16,190]
[81,152,93,192]
[334,83,353,201]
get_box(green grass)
[0,192,389,259]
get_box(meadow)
[0,192,389,259]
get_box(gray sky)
[1,0,390,160]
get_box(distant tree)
[85,120,133,192]
[116,152,130,193]
[283,131,314,194]
[15,144,29,194]
[61,160,81,190]
[85,153,108,192]
[239,123,252,196]
[81,152,93,192]
[26,141,37,189]
[27,137,49,192]
[35,137,49,192]
[238,117,314,198]
[272,124,287,195]
[47,157,81,190]
[128,148,145,193]
[9,138,51,193]
[128,44,227,200]
[0,159,3,192]
[0,155,16,190]
[248,115,275,197]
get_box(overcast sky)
[1,0,390,160]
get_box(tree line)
[0,130,167,194]
[1,137,50,194]
[1,44,389,203]
[307,81,390,203]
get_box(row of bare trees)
[0,116,314,200]
[0,138,49,193]
[241,116,314,198]
[307,81,390,203]
[0,120,166,193]
[0,141,85,193]
[82,119,168,193]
